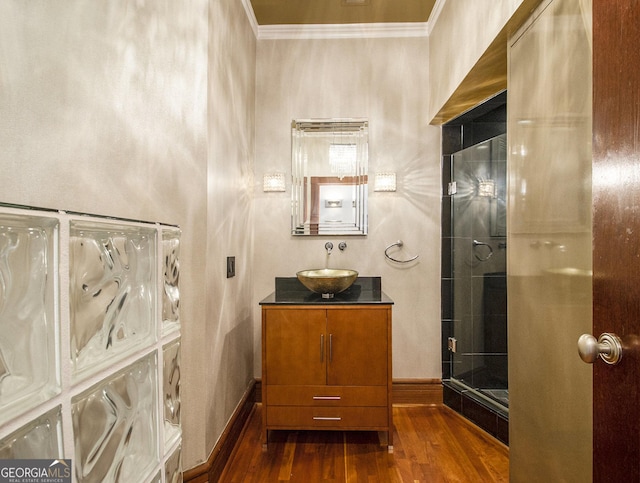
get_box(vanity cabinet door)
[326,307,389,386]
[264,308,326,386]
[262,304,393,448]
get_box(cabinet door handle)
[320,334,324,363]
[329,333,333,362]
[312,396,341,400]
[313,416,342,421]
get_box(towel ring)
[384,240,419,263]
[473,239,494,262]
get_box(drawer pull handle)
[313,396,341,400]
[313,416,342,421]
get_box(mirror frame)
[291,119,368,236]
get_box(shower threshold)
[479,388,509,408]
[448,378,509,414]
[443,379,509,444]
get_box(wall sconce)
[325,200,342,208]
[263,173,286,192]
[374,172,396,192]
[477,179,496,198]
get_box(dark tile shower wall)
[441,91,508,444]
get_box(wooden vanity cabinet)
[261,304,393,449]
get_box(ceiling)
[249,0,437,26]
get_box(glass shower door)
[450,133,508,408]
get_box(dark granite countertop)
[259,276,393,305]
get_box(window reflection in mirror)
[291,119,368,236]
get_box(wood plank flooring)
[219,404,509,482]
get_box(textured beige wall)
[205,0,256,467]
[428,0,525,122]
[253,36,442,380]
[0,0,256,471]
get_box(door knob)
[577,333,623,365]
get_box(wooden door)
[592,1,640,480]
[263,308,326,386]
[326,307,388,386]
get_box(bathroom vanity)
[259,277,394,450]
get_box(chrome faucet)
[325,242,333,254]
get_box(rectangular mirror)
[291,119,368,236]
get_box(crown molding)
[427,0,447,36]
[256,21,429,40]
[241,0,259,38]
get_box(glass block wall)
[0,205,182,483]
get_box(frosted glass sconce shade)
[325,199,342,208]
[374,172,396,192]
[263,173,286,192]
[477,179,497,198]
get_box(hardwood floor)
[219,404,509,482]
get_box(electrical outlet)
[226,256,235,278]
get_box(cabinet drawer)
[266,406,389,429]
[266,385,387,406]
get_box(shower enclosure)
[448,134,508,409]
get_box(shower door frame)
[449,134,508,410]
